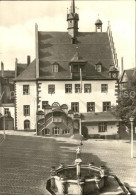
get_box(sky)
[0,0,135,71]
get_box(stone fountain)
[46,146,131,195]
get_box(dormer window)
[96,65,101,72]
[73,65,78,72]
[80,65,86,72]
[52,62,59,72]
[95,61,102,72]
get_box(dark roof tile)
[15,59,36,81]
[81,112,121,122]
[0,71,15,78]
[17,63,27,76]
[38,31,114,79]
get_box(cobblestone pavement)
[0,135,136,194]
[0,135,95,195]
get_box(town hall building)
[14,0,120,138]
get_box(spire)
[67,0,79,39]
[71,0,75,13]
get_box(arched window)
[53,127,60,135]
[24,120,30,130]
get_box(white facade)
[16,81,36,130]
[38,80,117,112]
[15,79,118,131]
[86,122,118,135]
[0,105,15,118]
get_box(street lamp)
[130,116,134,158]
[2,113,7,140]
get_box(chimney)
[1,62,4,77]
[121,57,124,74]
[15,58,18,78]
[27,55,31,66]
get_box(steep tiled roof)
[15,59,36,81]
[70,51,86,62]
[81,112,121,122]
[17,63,27,76]
[125,69,134,79]
[0,71,15,78]
[120,68,135,83]
[38,31,114,79]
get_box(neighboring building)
[0,62,15,130]
[14,0,120,137]
[119,68,135,90]
[0,56,31,130]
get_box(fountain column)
[95,175,101,190]
[60,177,66,195]
[78,179,84,195]
[50,166,56,189]
[75,146,82,177]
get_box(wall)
[84,122,118,136]
[16,81,36,130]
[0,105,15,130]
[0,106,15,118]
[15,79,118,132]
[38,80,117,113]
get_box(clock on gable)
[109,65,119,79]
[111,72,118,78]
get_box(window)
[71,102,79,113]
[98,122,107,132]
[75,84,81,93]
[65,84,72,93]
[4,108,9,115]
[62,129,70,134]
[52,63,59,72]
[73,65,79,72]
[24,105,30,116]
[80,65,86,72]
[87,102,95,112]
[42,101,48,109]
[96,65,102,72]
[48,85,55,94]
[24,120,30,130]
[84,84,91,93]
[53,127,60,135]
[23,85,29,95]
[44,129,50,135]
[103,102,111,112]
[101,84,108,93]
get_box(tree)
[112,75,136,128]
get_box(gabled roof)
[17,63,27,76]
[0,71,15,78]
[70,51,86,63]
[38,31,114,80]
[81,112,121,122]
[15,59,36,81]
[125,69,135,79]
[120,68,135,83]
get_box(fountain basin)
[46,147,131,195]
[48,163,107,195]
